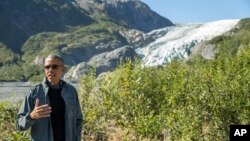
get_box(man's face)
[44,58,65,85]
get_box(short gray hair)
[44,54,64,64]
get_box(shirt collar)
[45,78,63,90]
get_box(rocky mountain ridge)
[76,0,173,32]
[0,0,172,53]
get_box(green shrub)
[0,43,17,66]
[80,45,250,140]
[0,45,249,140]
[0,102,29,141]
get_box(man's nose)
[48,67,54,71]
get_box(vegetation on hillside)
[209,18,250,57]
[0,0,94,52]
[0,42,249,140]
[0,21,126,82]
[79,43,250,140]
[0,43,42,82]
[0,43,18,66]
[21,21,126,63]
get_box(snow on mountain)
[136,19,240,66]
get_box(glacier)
[136,19,240,66]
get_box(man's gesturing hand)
[29,98,52,120]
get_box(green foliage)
[0,45,249,140]
[0,102,29,141]
[210,18,250,58]
[1,20,125,82]
[21,32,61,63]
[0,43,18,66]
[0,63,42,82]
[1,0,94,52]
[0,64,24,81]
[80,45,250,140]
[21,21,125,64]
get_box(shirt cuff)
[26,113,35,121]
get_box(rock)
[87,46,137,75]
[119,29,145,48]
[64,46,138,82]
[190,43,217,60]
[33,56,44,65]
[64,62,93,82]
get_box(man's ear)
[62,65,67,72]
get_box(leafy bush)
[0,63,42,82]
[80,45,250,140]
[0,102,29,141]
[0,45,249,141]
[0,43,18,66]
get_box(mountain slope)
[0,0,94,53]
[0,0,172,53]
[0,0,174,81]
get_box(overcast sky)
[141,0,250,24]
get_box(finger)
[45,107,52,112]
[35,98,40,107]
[35,110,51,118]
[41,104,50,108]
[42,109,52,114]
[39,114,51,118]
[36,104,49,110]
[42,111,52,115]
[39,111,51,115]
[37,106,52,113]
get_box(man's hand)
[29,98,52,119]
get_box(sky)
[141,0,250,24]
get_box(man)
[17,54,83,141]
